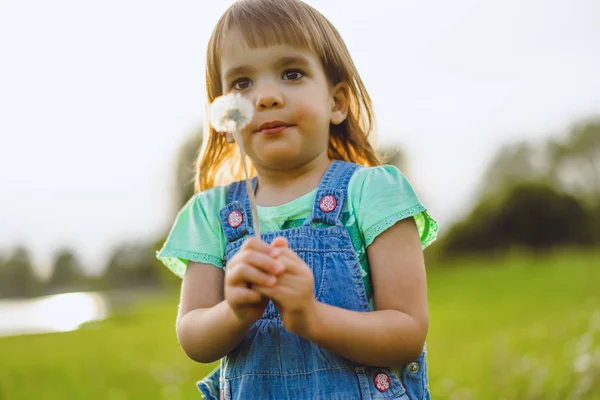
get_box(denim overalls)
[198,160,430,400]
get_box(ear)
[330,82,350,126]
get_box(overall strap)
[305,160,362,227]
[220,177,258,243]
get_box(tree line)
[437,118,600,257]
[1,117,598,298]
[0,240,177,299]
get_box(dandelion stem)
[232,129,260,238]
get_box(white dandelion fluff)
[210,93,254,141]
[209,93,260,238]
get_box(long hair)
[195,0,381,192]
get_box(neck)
[254,152,331,207]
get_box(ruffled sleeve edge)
[363,204,439,250]
[156,249,224,279]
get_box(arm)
[304,217,429,366]
[258,218,429,367]
[176,262,251,363]
[176,238,284,363]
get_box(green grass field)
[1,250,599,399]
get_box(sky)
[1,0,599,275]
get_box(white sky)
[1,0,599,274]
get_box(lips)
[258,120,289,134]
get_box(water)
[0,292,109,337]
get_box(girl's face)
[219,30,347,171]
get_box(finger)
[254,284,297,305]
[230,249,284,275]
[229,239,275,261]
[275,250,307,275]
[242,237,281,257]
[271,237,288,249]
[228,286,263,305]
[228,264,278,287]
[253,284,281,301]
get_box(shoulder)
[347,165,438,248]
[186,185,230,214]
[196,184,230,204]
[156,185,231,278]
[348,164,411,195]
[170,185,230,234]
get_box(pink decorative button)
[374,373,390,392]
[319,195,337,213]
[227,210,243,228]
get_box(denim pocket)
[197,366,221,400]
[299,251,326,300]
[355,366,410,399]
[309,250,369,311]
[401,351,430,400]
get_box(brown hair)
[195,0,381,192]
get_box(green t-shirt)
[157,165,438,306]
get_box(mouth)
[258,120,290,135]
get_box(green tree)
[103,243,160,289]
[47,248,85,292]
[174,129,203,213]
[549,120,600,207]
[441,183,592,256]
[477,140,551,205]
[440,117,600,256]
[474,120,600,207]
[548,119,600,242]
[0,246,39,298]
[151,129,203,289]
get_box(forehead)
[219,29,321,76]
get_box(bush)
[441,183,594,256]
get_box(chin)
[254,142,302,164]
[258,152,301,168]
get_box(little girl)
[158,0,438,399]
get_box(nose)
[255,85,284,110]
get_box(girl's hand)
[254,237,317,336]
[224,237,284,325]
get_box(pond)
[0,292,109,337]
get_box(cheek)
[293,104,310,122]
[293,98,330,128]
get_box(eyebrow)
[223,65,254,83]
[223,55,312,82]
[275,55,311,69]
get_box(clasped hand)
[224,237,316,336]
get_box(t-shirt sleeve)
[156,187,228,278]
[349,165,438,249]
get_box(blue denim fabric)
[197,160,430,400]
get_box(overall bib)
[198,161,430,400]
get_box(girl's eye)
[282,70,304,81]
[232,78,252,90]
